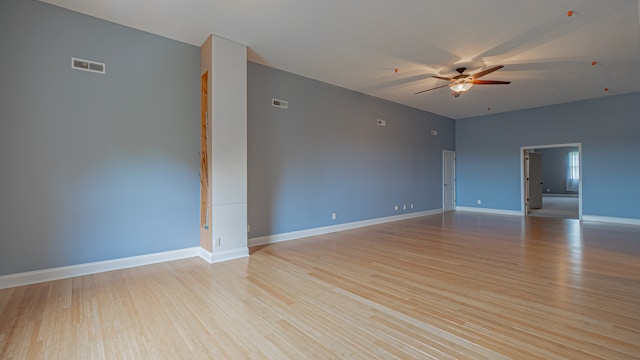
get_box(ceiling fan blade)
[472,65,504,79]
[414,84,451,95]
[473,80,511,85]
[432,75,453,81]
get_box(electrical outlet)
[215,237,221,247]
[403,204,406,210]
[332,212,336,220]
[247,224,251,233]
[410,203,414,209]
[394,205,399,211]
[477,200,482,205]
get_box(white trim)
[542,193,579,198]
[0,247,201,290]
[456,206,521,216]
[249,209,443,247]
[199,247,213,262]
[520,143,583,220]
[583,215,640,226]
[198,247,249,263]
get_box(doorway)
[521,143,582,220]
[443,150,456,212]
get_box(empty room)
[1,0,639,358]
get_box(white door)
[443,150,456,212]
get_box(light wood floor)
[1,212,639,359]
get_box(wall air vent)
[272,98,288,109]
[72,57,105,74]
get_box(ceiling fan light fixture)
[450,82,473,92]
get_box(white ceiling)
[42,0,640,119]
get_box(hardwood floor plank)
[1,212,639,359]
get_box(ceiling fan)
[415,65,511,97]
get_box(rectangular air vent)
[72,57,105,74]
[272,98,288,109]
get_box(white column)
[200,35,248,262]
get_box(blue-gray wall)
[456,92,640,219]
[537,147,579,195]
[248,63,455,237]
[0,0,200,275]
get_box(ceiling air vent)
[272,98,288,109]
[72,57,105,74]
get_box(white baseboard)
[456,206,522,216]
[543,193,579,198]
[0,247,201,290]
[198,247,249,263]
[582,215,640,226]
[249,209,443,247]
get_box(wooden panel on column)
[199,71,211,251]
